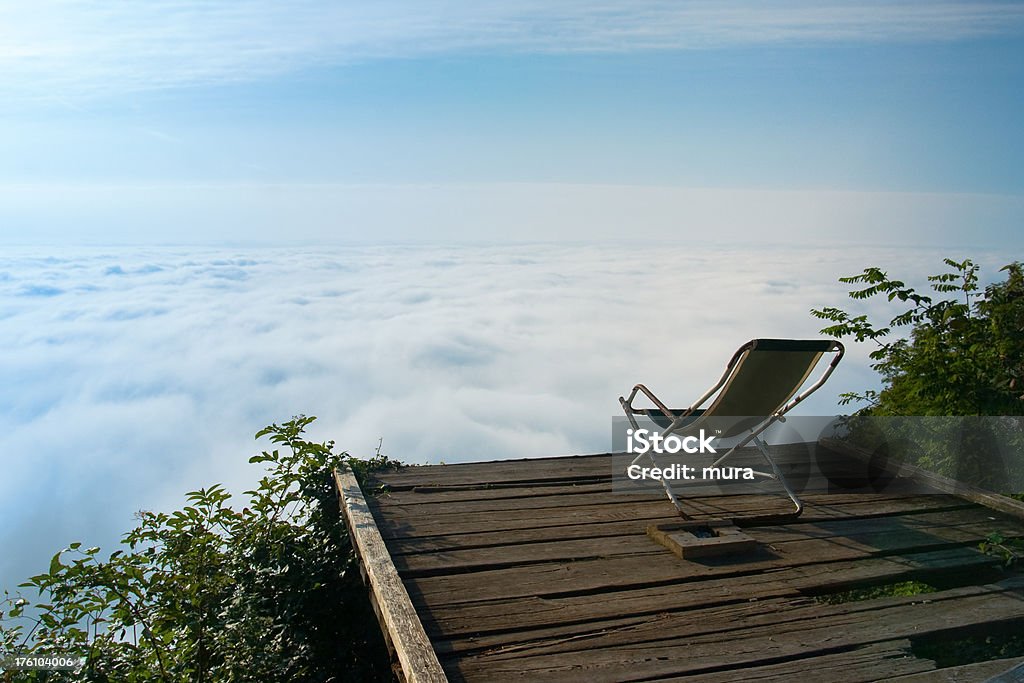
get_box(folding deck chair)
[619,339,844,519]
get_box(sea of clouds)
[0,242,1010,588]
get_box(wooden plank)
[403,507,1019,597]
[395,508,1007,578]
[372,453,616,489]
[396,533,662,578]
[379,481,640,506]
[659,639,934,682]
[372,443,845,489]
[983,661,1024,682]
[388,517,680,556]
[373,491,960,528]
[375,499,687,540]
[734,506,1021,545]
[374,494,985,541]
[891,657,1024,682]
[448,577,1024,682]
[377,489,666,516]
[428,547,996,647]
[823,437,1024,521]
[406,531,1007,609]
[376,457,915,508]
[445,578,1020,663]
[333,467,448,683]
[382,497,976,555]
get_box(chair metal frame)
[620,339,844,519]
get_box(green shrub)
[811,258,1024,417]
[1,416,394,682]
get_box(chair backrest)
[696,339,842,438]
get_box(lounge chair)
[619,339,844,518]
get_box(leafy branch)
[1,416,397,682]
[811,259,1024,417]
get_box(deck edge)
[821,437,1024,522]
[334,466,449,683]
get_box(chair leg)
[639,450,689,518]
[708,430,804,519]
[751,435,803,517]
[622,400,690,517]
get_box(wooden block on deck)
[647,519,757,559]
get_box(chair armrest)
[620,384,697,424]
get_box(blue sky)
[2,1,1023,244]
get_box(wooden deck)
[339,441,1024,682]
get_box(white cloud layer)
[0,243,1013,588]
[3,1,1023,99]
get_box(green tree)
[811,258,1024,416]
[811,259,1024,491]
[1,416,396,682]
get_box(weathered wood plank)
[372,443,848,489]
[374,498,682,540]
[395,507,1009,578]
[983,661,1024,682]
[377,489,663,516]
[374,494,986,541]
[428,547,997,647]
[736,506,1020,545]
[379,481,641,506]
[823,437,1024,522]
[890,657,1024,682]
[659,639,934,682]
[334,467,448,683]
[445,578,1022,663]
[404,508,1019,598]
[396,533,662,577]
[448,577,1024,682]
[377,473,927,510]
[383,496,975,556]
[374,491,961,530]
[373,453,616,489]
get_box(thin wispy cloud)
[3,1,1023,100]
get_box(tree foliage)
[810,259,1024,493]
[811,258,1024,416]
[1,416,397,682]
